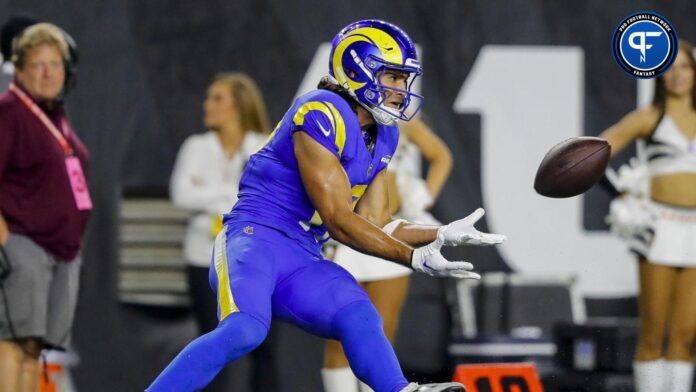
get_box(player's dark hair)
[652,40,696,110]
[317,79,358,112]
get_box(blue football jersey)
[226,89,399,252]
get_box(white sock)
[664,361,695,392]
[322,367,360,392]
[634,359,666,392]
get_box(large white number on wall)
[453,46,636,297]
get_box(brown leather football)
[534,136,611,198]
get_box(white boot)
[664,361,694,392]
[322,367,360,392]
[634,359,666,392]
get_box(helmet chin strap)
[358,101,396,125]
[321,74,397,126]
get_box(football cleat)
[400,382,466,392]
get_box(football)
[534,136,611,198]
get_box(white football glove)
[437,208,507,247]
[411,235,481,279]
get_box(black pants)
[187,265,278,392]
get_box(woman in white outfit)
[601,42,696,392]
[322,116,453,392]
[170,72,270,391]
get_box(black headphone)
[1,16,79,93]
[57,27,79,92]
[0,14,37,63]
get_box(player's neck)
[356,106,376,130]
[215,122,245,155]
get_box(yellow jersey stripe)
[292,101,347,156]
[214,227,239,321]
[324,102,346,156]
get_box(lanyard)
[8,83,72,155]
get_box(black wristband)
[408,249,416,271]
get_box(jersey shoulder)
[294,89,355,117]
[290,89,359,157]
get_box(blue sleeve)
[291,100,347,158]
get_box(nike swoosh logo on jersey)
[317,121,331,137]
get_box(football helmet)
[329,19,423,125]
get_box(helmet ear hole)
[346,69,358,79]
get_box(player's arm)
[599,106,659,157]
[400,117,453,200]
[294,131,413,265]
[354,161,507,249]
[355,169,437,247]
[384,171,400,215]
[356,190,507,246]
[295,131,479,278]
[352,129,503,248]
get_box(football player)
[148,19,505,392]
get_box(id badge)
[65,156,93,211]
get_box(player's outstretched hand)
[411,235,481,279]
[438,208,507,247]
